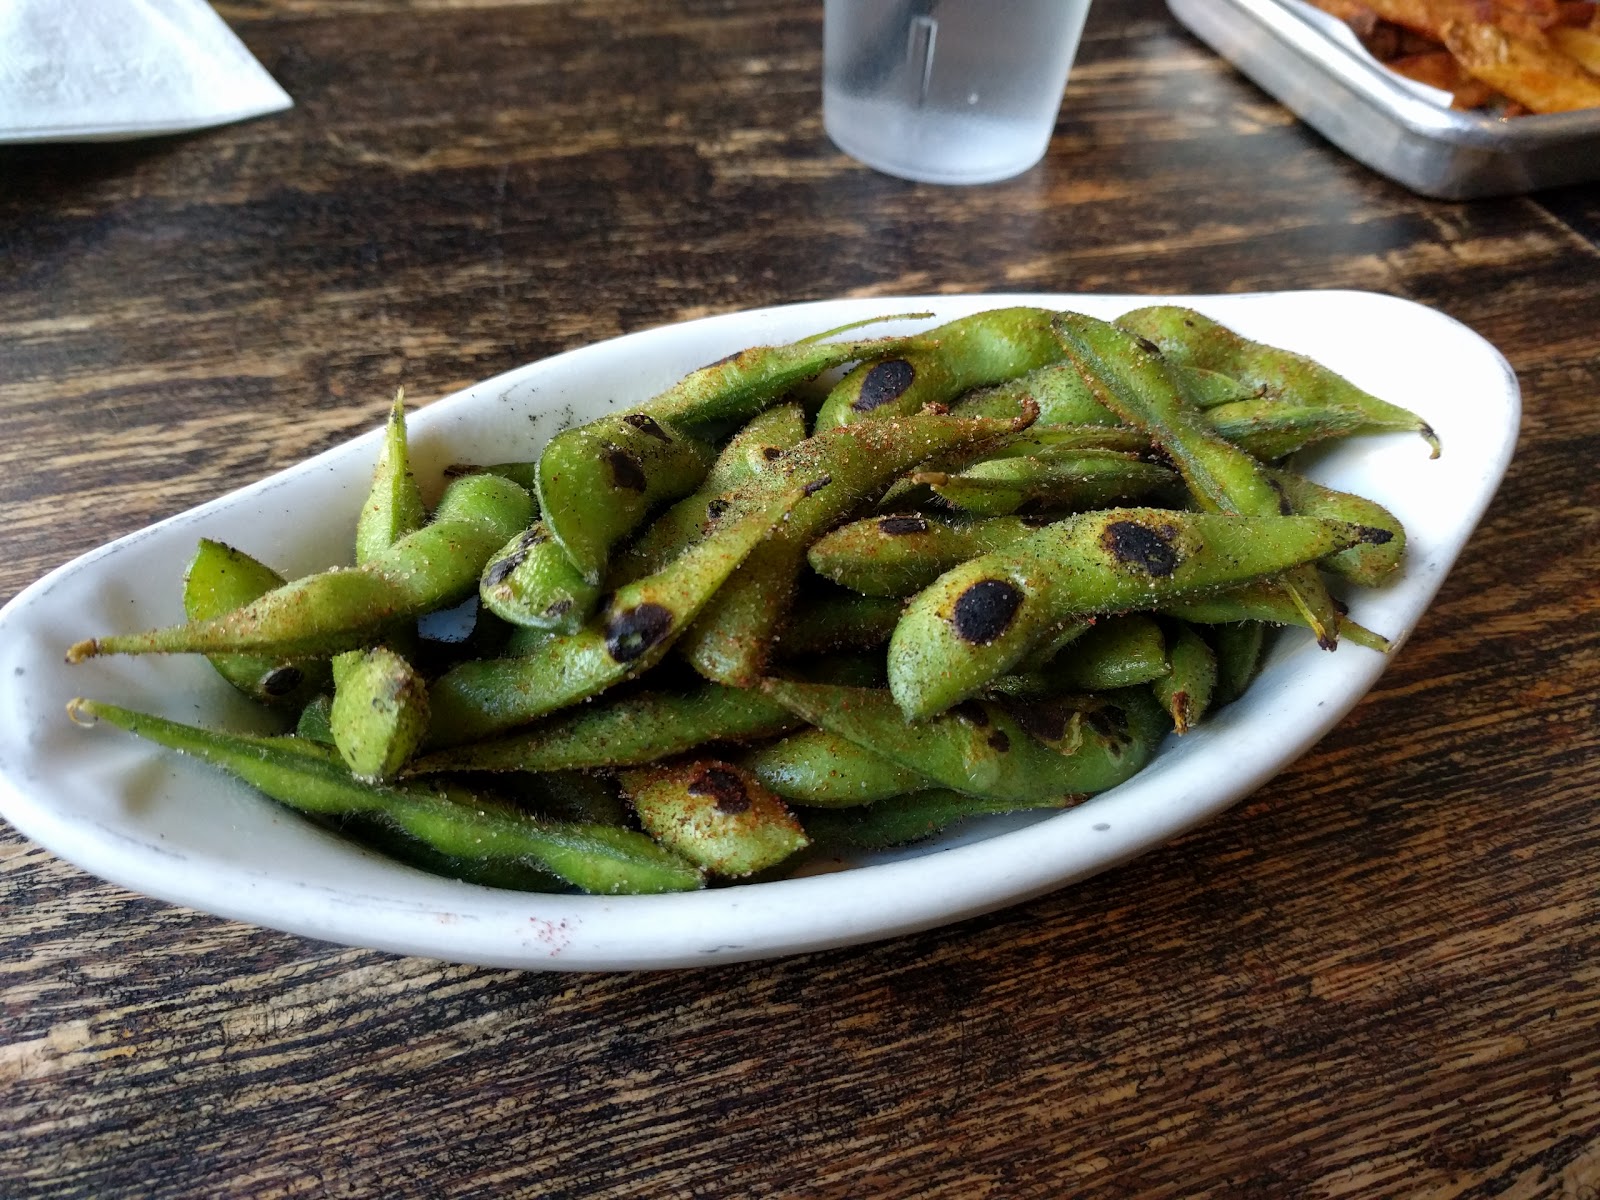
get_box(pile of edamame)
[68,306,1432,895]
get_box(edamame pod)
[1151,623,1217,733]
[887,507,1391,719]
[479,521,602,634]
[778,589,904,657]
[619,760,809,878]
[682,407,1034,686]
[70,699,704,895]
[916,451,1180,518]
[182,539,330,708]
[814,308,1070,428]
[803,789,1072,853]
[1055,312,1345,648]
[997,615,1170,695]
[409,683,799,775]
[1114,306,1439,456]
[760,680,1168,803]
[330,645,430,781]
[744,727,933,807]
[71,473,535,663]
[1163,580,1391,652]
[1211,621,1269,705]
[426,483,808,746]
[355,393,428,565]
[808,513,1045,598]
[1267,467,1405,586]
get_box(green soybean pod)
[778,589,905,657]
[744,727,933,807]
[1267,467,1406,587]
[802,789,1073,853]
[182,539,331,709]
[355,393,428,566]
[1114,305,1439,456]
[71,698,704,895]
[918,452,1179,518]
[1206,400,1370,462]
[761,680,1169,804]
[620,760,809,878]
[1005,615,1169,695]
[814,307,1070,428]
[1162,580,1391,652]
[329,645,430,781]
[1210,621,1270,706]
[1151,623,1217,734]
[808,513,1044,598]
[72,473,535,663]
[479,521,602,634]
[409,683,800,775]
[887,507,1389,720]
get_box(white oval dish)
[0,292,1518,970]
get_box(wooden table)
[3,1,1597,1195]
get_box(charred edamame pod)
[619,760,809,878]
[70,473,535,663]
[70,699,704,895]
[808,513,1045,598]
[915,451,1180,518]
[329,645,430,781]
[887,507,1391,719]
[1150,622,1217,733]
[1115,305,1439,456]
[479,521,602,634]
[409,683,800,775]
[744,727,933,807]
[182,539,330,709]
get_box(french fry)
[1442,18,1600,110]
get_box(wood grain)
[2,1,1598,1197]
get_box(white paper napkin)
[0,0,292,144]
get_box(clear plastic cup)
[823,0,1092,185]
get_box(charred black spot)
[1005,700,1072,745]
[762,446,783,461]
[1268,477,1293,516]
[483,551,527,587]
[802,474,832,498]
[605,603,674,663]
[1102,520,1180,577]
[688,765,751,815]
[623,413,672,441]
[1134,335,1163,357]
[706,498,730,520]
[986,729,1011,753]
[604,446,647,492]
[1085,703,1132,748]
[852,359,916,412]
[1358,526,1394,545]
[954,702,989,727]
[878,514,929,537]
[951,579,1023,645]
[543,599,573,620]
[259,666,303,697]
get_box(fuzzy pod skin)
[1055,311,1344,649]
[1162,580,1391,652]
[535,413,716,585]
[814,308,1071,429]
[918,452,1181,519]
[680,406,1036,687]
[778,589,905,658]
[409,683,800,775]
[1114,305,1439,456]
[425,484,808,747]
[355,393,428,567]
[611,403,808,587]
[744,727,933,807]
[72,473,535,663]
[995,615,1171,697]
[760,680,1169,804]
[1151,623,1217,734]
[479,521,602,634]
[330,645,430,781]
[802,789,1073,853]
[887,507,1391,720]
[1267,468,1406,587]
[809,513,1046,598]
[620,760,809,878]
[181,539,331,709]
[71,699,704,895]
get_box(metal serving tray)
[1167,0,1600,198]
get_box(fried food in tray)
[1304,0,1600,113]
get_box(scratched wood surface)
[2,0,1598,1196]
